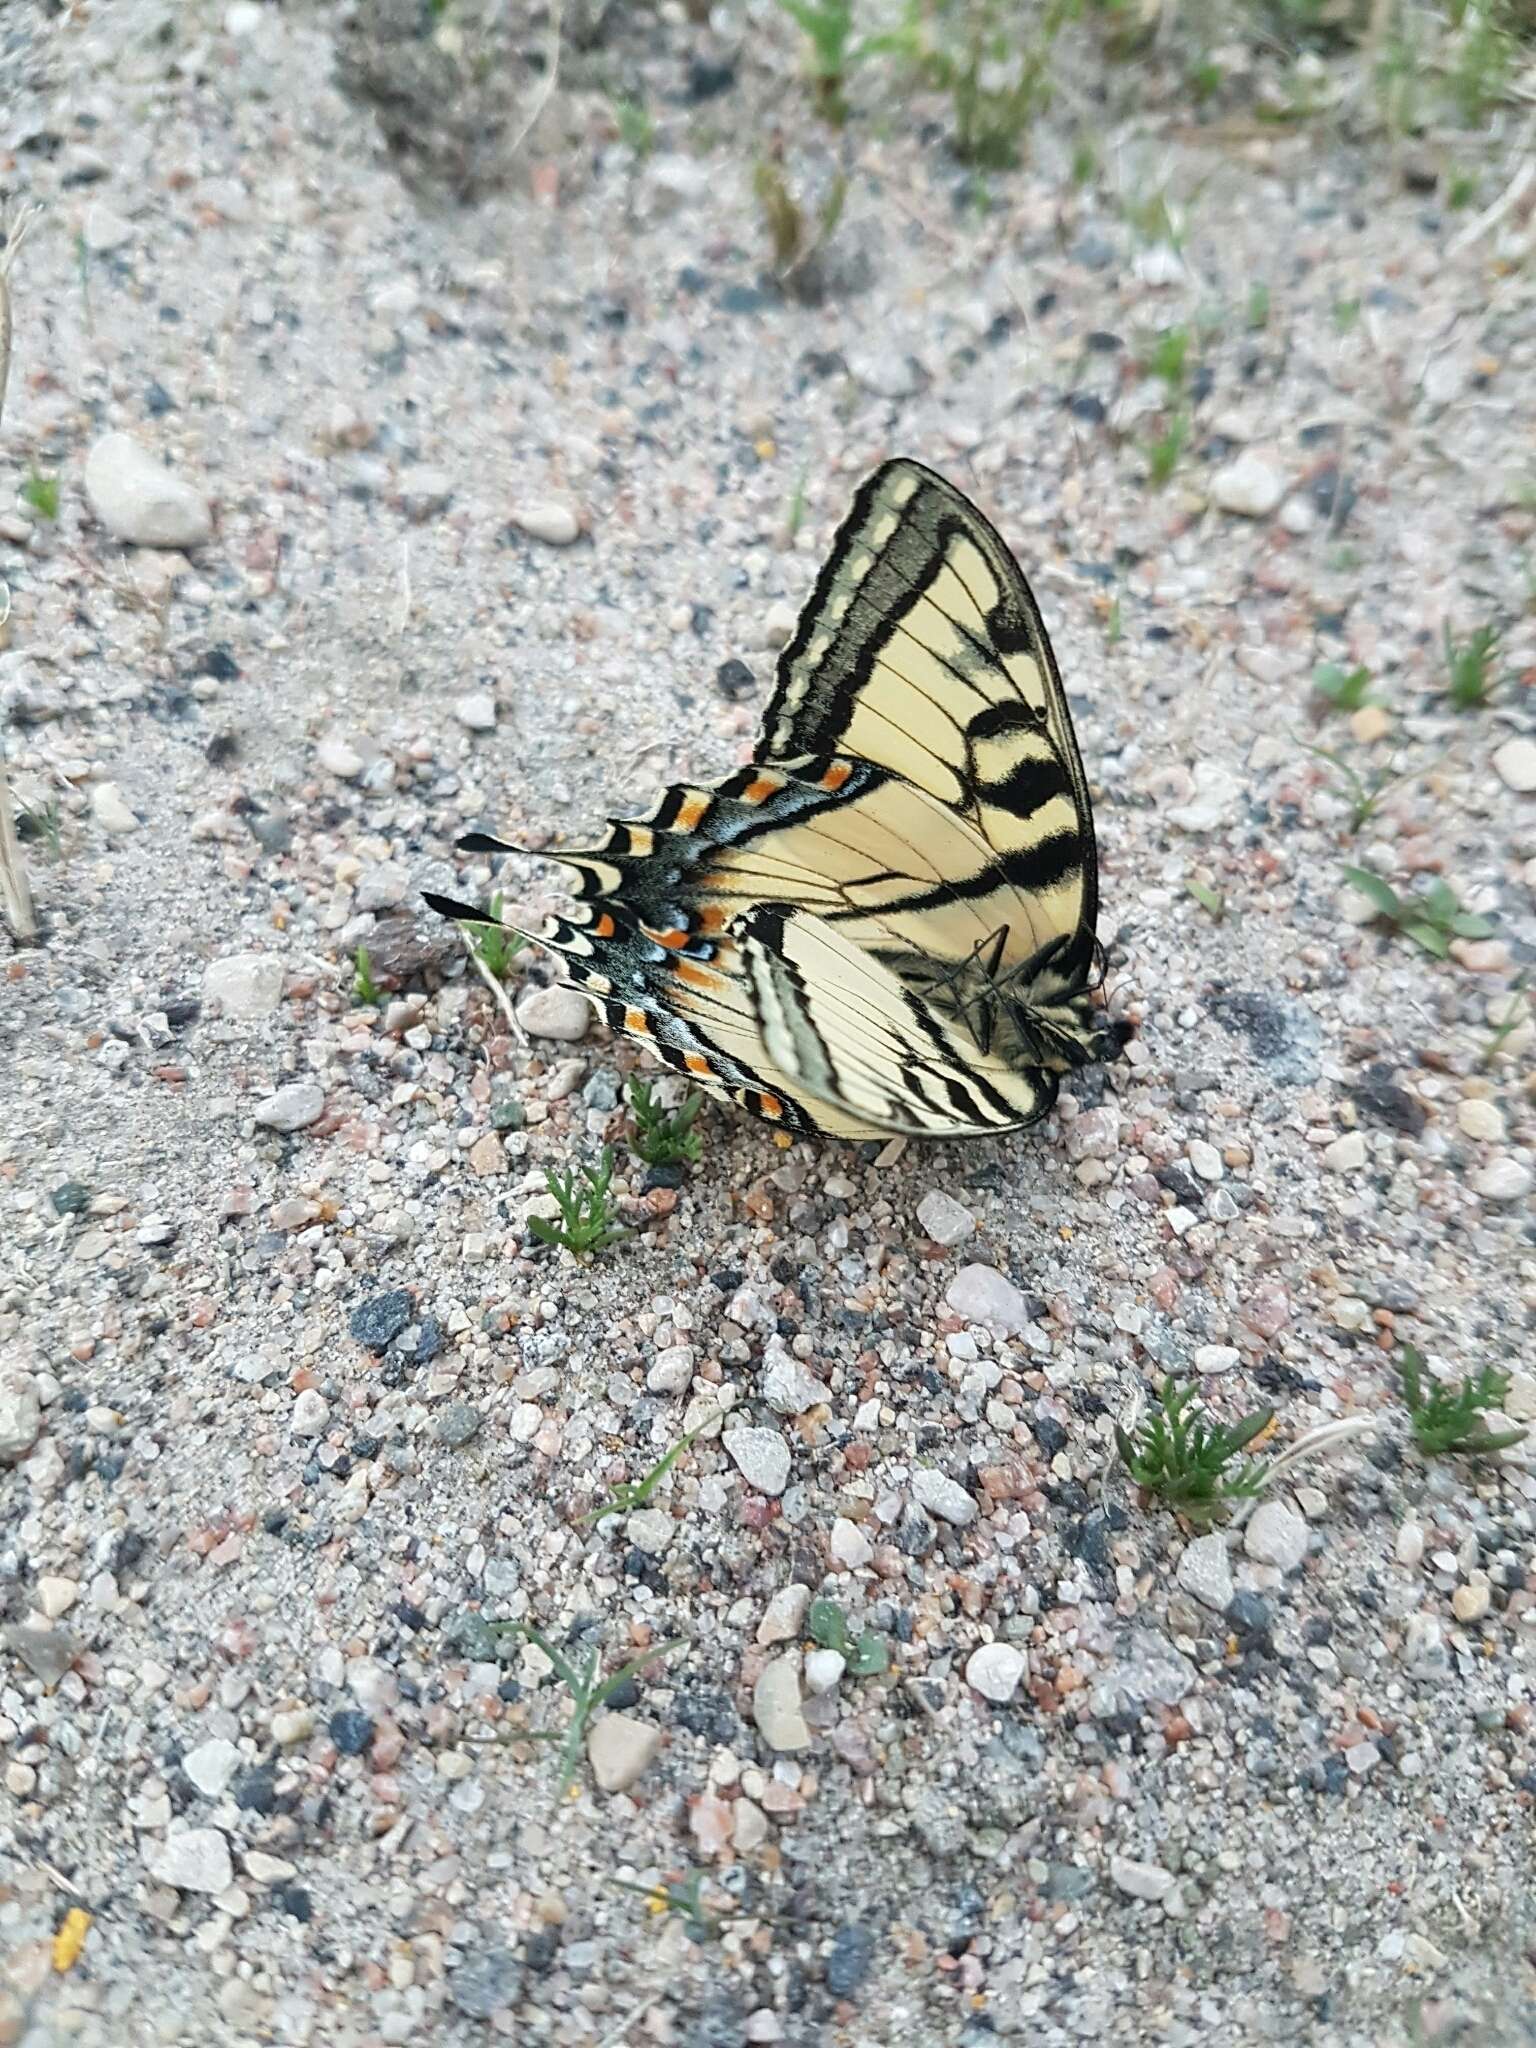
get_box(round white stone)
[290,1389,330,1438]
[1492,737,1536,794]
[1243,1500,1309,1572]
[254,1082,325,1132]
[203,953,285,1018]
[510,499,581,546]
[1209,450,1286,517]
[453,689,497,732]
[1471,1158,1532,1203]
[752,1654,811,1752]
[90,782,139,835]
[515,984,591,1041]
[85,432,212,549]
[1457,1099,1505,1143]
[965,1642,1026,1703]
[945,1263,1030,1335]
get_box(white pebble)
[645,1345,694,1395]
[510,499,581,546]
[203,952,285,1018]
[146,1828,233,1895]
[752,1655,810,1752]
[1456,1098,1505,1143]
[1492,737,1536,794]
[756,1585,811,1646]
[90,781,139,835]
[965,1642,1026,1703]
[945,1263,1030,1335]
[254,1082,325,1132]
[515,984,591,1042]
[290,1389,329,1438]
[0,1375,42,1463]
[830,1517,874,1570]
[1471,1158,1532,1203]
[317,734,364,780]
[917,1190,975,1246]
[760,1343,830,1417]
[1209,450,1287,518]
[1186,1140,1223,1183]
[183,1737,242,1799]
[453,689,497,732]
[911,1469,977,1527]
[85,432,212,549]
[586,1713,662,1792]
[1110,1855,1176,1902]
[1193,1345,1239,1377]
[1394,1521,1424,1568]
[1324,1132,1367,1173]
[804,1649,846,1693]
[1176,1532,1234,1612]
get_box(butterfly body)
[426,459,1123,1141]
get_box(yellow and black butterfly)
[424,458,1125,1140]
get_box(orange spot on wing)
[674,792,710,832]
[757,1093,783,1120]
[624,1007,650,1035]
[674,960,721,992]
[684,1053,711,1075]
[591,912,616,938]
[820,758,854,792]
[742,775,780,805]
[695,903,727,934]
[645,926,689,950]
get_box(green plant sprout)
[1116,1379,1274,1525]
[1142,413,1189,488]
[1311,662,1375,713]
[1186,876,1226,921]
[1245,281,1271,330]
[773,0,893,122]
[610,1869,720,1943]
[752,159,847,289]
[1300,742,1411,834]
[530,1145,629,1257]
[627,1076,704,1167]
[611,95,654,156]
[1442,622,1498,711]
[1341,867,1494,960]
[353,944,382,1006]
[513,1624,685,1798]
[15,797,62,858]
[807,1596,891,1676]
[449,890,526,977]
[1480,976,1529,1068]
[1142,326,1191,388]
[580,1412,718,1527]
[1397,1346,1527,1458]
[19,472,58,521]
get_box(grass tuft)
[627,1076,704,1167]
[1397,1345,1526,1459]
[511,1624,685,1799]
[581,1413,717,1527]
[1441,622,1499,712]
[1116,1379,1274,1525]
[1341,866,1494,959]
[353,944,382,1006]
[531,1145,629,1257]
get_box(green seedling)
[514,1624,685,1798]
[611,1869,720,1944]
[1398,1345,1526,1458]
[1105,594,1123,644]
[611,95,654,156]
[1299,742,1410,834]
[1186,876,1226,921]
[627,1075,704,1167]
[1142,326,1191,389]
[1142,413,1188,488]
[353,944,382,1006]
[580,1413,717,1527]
[530,1145,628,1257]
[19,472,58,521]
[1341,867,1494,959]
[752,158,847,288]
[458,891,526,978]
[1480,976,1529,1068]
[1332,297,1361,333]
[807,1596,890,1676]
[1311,662,1375,713]
[773,0,895,122]
[15,797,62,858]
[1116,1379,1274,1525]
[1441,622,1498,711]
[1245,281,1271,331]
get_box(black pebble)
[349,1292,413,1350]
[714,657,756,701]
[1032,1415,1068,1456]
[328,1710,375,1756]
[825,1923,876,1996]
[51,1183,91,1216]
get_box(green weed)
[1442,622,1499,711]
[1311,661,1375,713]
[1116,1379,1274,1525]
[1299,741,1409,834]
[611,1869,720,1944]
[353,944,382,1006]
[1341,866,1495,959]
[513,1624,684,1798]
[581,1413,717,1527]
[1397,1345,1526,1458]
[19,472,58,521]
[1142,413,1189,488]
[1480,977,1529,1068]
[15,797,62,858]
[752,159,847,293]
[807,1596,891,1676]
[1142,326,1191,389]
[611,95,655,156]
[1245,281,1271,331]
[458,891,526,978]
[627,1075,704,1168]
[530,1145,629,1257]
[774,0,896,122]
[1186,876,1226,921]
[920,0,1080,168]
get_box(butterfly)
[424,457,1125,1141]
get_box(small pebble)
[830,1517,874,1570]
[183,1738,242,1799]
[146,1828,233,1894]
[453,689,497,732]
[723,1427,791,1498]
[1452,1582,1491,1624]
[916,1190,975,1245]
[515,984,592,1041]
[254,1082,324,1131]
[1470,1158,1532,1203]
[510,499,581,546]
[965,1642,1026,1703]
[435,1402,482,1447]
[1176,1532,1235,1612]
[804,1649,846,1693]
[1243,1501,1309,1573]
[348,1292,413,1350]
[945,1264,1031,1334]
[90,781,139,835]
[1209,450,1286,517]
[586,1713,662,1792]
[1110,1856,1176,1902]
[1492,737,1536,794]
[290,1389,329,1438]
[1324,1132,1368,1173]
[85,431,213,548]
[911,1469,977,1527]
[317,734,364,780]
[203,953,285,1018]
[757,1585,811,1645]
[752,1653,811,1752]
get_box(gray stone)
[760,1341,831,1417]
[1110,1855,1176,1901]
[85,432,212,549]
[723,1427,790,1498]
[254,1082,324,1131]
[945,1263,1030,1335]
[1176,1533,1234,1612]
[911,1469,977,1527]
[90,781,139,835]
[290,1390,329,1438]
[446,1948,524,2021]
[2,1625,77,1686]
[146,1827,233,1894]
[515,984,592,1041]
[510,499,581,546]
[182,1738,242,1799]
[1243,1500,1309,1572]
[435,1402,482,1447]
[0,1375,41,1463]
[1471,1158,1533,1203]
[203,953,285,1018]
[752,1653,811,1752]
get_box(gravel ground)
[3,4,1536,2045]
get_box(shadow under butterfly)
[425,457,1131,1141]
